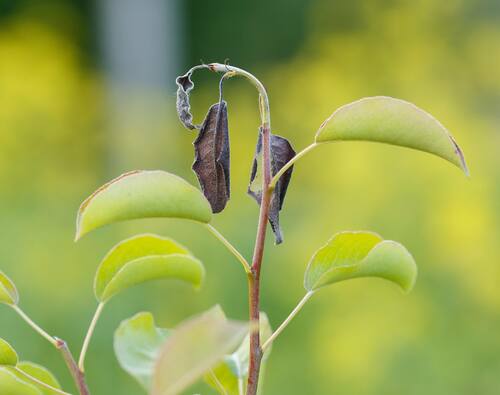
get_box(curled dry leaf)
[176,69,198,130]
[192,101,231,213]
[248,129,296,244]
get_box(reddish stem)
[247,123,272,395]
[56,338,91,395]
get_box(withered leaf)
[192,101,230,213]
[248,129,296,244]
[176,70,198,130]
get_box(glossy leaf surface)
[315,96,468,174]
[0,339,18,366]
[76,170,212,240]
[0,271,18,306]
[304,231,417,293]
[95,234,204,303]
[0,368,40,395]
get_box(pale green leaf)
[315,96,468,174]
[205,313,273,395]
[75,170,213,240]
[0,367,41,395]
[304,231,417,293]
[95,234,205,303]
[0,339,18,367]
[152,306,248,395]
[114,312,170,391]
[11,362,62,395]
[0,271,18,306]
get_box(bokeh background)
[1,0,499,394]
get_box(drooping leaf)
[304,231,417,293]
[176,68,200,131]
[205,313,273,395]
[114,312,170,391]
[192,101,230,213]
[152,306,248,395]
[12,362,62,395]
[95,234,205,303]
[315,96,468,174]
[0,271,18,306]
[0,367,41,395]
[0,338,18,366]
[248,129,296,244]
[75,170,212,240]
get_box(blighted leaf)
[248,129,296,244]
[176,69,198,130]
[12,362,62,395]
[0,271,18,306]
[114,312,170,391]
[192,101,230,213]
[95,234,205,303]
[0,367,41,395]
[315,96,468,174]
[0,338,18,366]
[152,306,248,395]
[205,313,273,395]
[75,170,212,240]
[304,231,417,293]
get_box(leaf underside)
[304,231,417,293]
[114,312,170,391]
[11,362,63,395]
[95,234,205,303]
[205,312,273,395]
[0,368,41,395]
[248,129,296,244]
[152,306,248,395]
[315,96,468,175]
[193,101,231,213]
[75,170,212,240]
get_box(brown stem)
[56,338,91,395]
[247,123,273,395]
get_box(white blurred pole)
[98,0,183,172]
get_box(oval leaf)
[114,312,170,391]
[0,271,18,306]
[152,306,248,395]
[0,338,18,366]
[95,234,205,303]
[12,362,62,395]
[205,313,273,395]
[315,96,468,174]
[0,367,41,395]
[304,231,417,293]
[75,170,213,240]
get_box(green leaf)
[0,367,41,395]
[315,96,468,174]
[0,271,18,306]
[11,362,62,395]
[304,231,417,293]
[0,338,18,366]
[114,312,170,391]
[75,170,213,240]
[205,313,273,395]
[95,234,205,303]
[152,306,248,395]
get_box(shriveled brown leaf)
[192,101,230,213]
[176,70,198,130]
[248,129,296,244]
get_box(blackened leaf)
[248,129,296,244]
[192,101,230,213]
[176,70,198,130]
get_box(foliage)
[0,48,469,395]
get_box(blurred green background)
[1,0,499,394]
